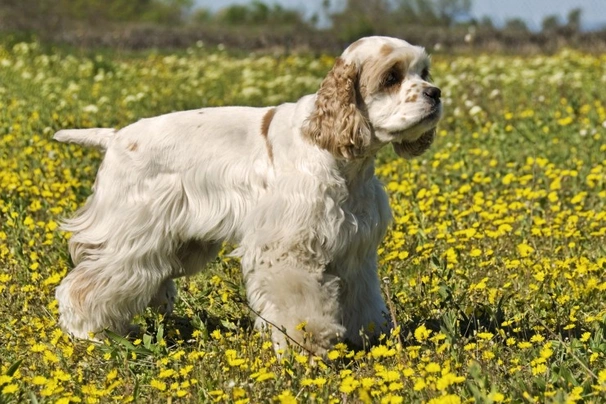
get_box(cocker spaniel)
[54,36,442,355]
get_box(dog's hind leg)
[176,240,222,277]
[55,250,176,339]
[56,172,191,339]
[147,241,221,315]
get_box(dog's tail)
[53,128,116,150]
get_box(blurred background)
[0,0,605,53]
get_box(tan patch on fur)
[71,284,93,310]
[360,57,408,97]
[303,58,371,159]
[128,142,138,152]
[380,44,394,56]
[405,94,418,103]
[69,272,103,312]
[347,38,367,53]
[261,108,276,164]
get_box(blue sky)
[193,0,606,30]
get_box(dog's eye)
[383,70,401,88]
[421,67,432,81]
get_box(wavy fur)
[54,36,442,356]
[303,58,372,160]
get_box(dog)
[54,36,442,355]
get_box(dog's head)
[304,36,442,160]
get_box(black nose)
[423,87,441,102]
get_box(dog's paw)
[148,279,177,315]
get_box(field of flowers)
[0,39,605,403]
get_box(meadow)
[0,39,605,403]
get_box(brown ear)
[303,58,371,159]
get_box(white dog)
[54,36,442,355]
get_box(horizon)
[193,0,606,31]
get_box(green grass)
[1,41,605,403]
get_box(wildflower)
[150,379,167,392]
[530,334,545,344]
[517,243,535,257]
[32,376,48,385]
[489,392,505,402]
[413,378,426,391]
[340,376,360,394]
[517,341,533,349]
[436,373,465,390]
[427,394,461,404]
[327,350,340,360]
[381,394,404,404]
[425,362,441,373]
[370,345,396,359]
[540,344,553,360]
[414,324,431,342]
[225,349,246,367]
[1,384,18,394]
[256,372,276,382]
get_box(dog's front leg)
[338,253,392,349]
[241,253,345,357]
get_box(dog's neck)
[338,155,376,188]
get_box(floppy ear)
[303,57,371,159]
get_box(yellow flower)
[532,363,547,375]
[413,378,426,391]
[339,376,360,394]
[158,369,176,378]
[0,375,13,385]
[517,242,535,257]
[255,372,276,382]
[32,376,48,385]
[530,334,545,344]
[557,116,573,126]
[517,341,532,349]
[427,394,461,404]
[436,373,466,390]
[414,324,431,342]
[150,379,166,391]
[1,384,18,394]
[327,350,340,360]
[381,394,404,404]
[276,390,297,404]
[224,348,247,367]
[425,362,441,373]
[488,392,505,402]
[370,344,396,359]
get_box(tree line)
[0,0,600,51]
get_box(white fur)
[54,36,442,355]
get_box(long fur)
[54,128,116,149]
[54,36,442,355]
[303,58,372,160]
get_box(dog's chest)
[334,178,392,262]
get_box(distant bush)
[216,0,305,26]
